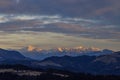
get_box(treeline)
[0,65,119,80]
[0,71,120,80]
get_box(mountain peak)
[57,48,63,52]
[88,47,101,51]
[26,45,101,52]
[27,45,36,51]
[27,45,42,52]
[74,46,85,50]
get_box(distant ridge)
[19,45,113,60]
[0,48,119,75]
[0,48,26,60]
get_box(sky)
[0,0,120,50]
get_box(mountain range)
[19,45,114,60]
[0,47,119,75]
[0,48,27,60]
[38,52,120,75]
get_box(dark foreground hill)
[0,48,120,75]
[0,65,120,80]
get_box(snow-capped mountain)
[0,48,119,75]
[19,45,113,60]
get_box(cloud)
[0,0,13,7]
[0,14,119,41]
[0,31,120,50]
[0,14,98,31]
[0,0,119,50]
[0,0,119,25]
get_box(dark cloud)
[0,0,119,50]
[0,14,119,41]
[0,0,13,7]
[0,0,120,24]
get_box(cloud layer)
[0,0,120,24]
[0,0,120,50]
[0,14,119,41]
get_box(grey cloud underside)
[0,0,120,24]
[0,14,120,41]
